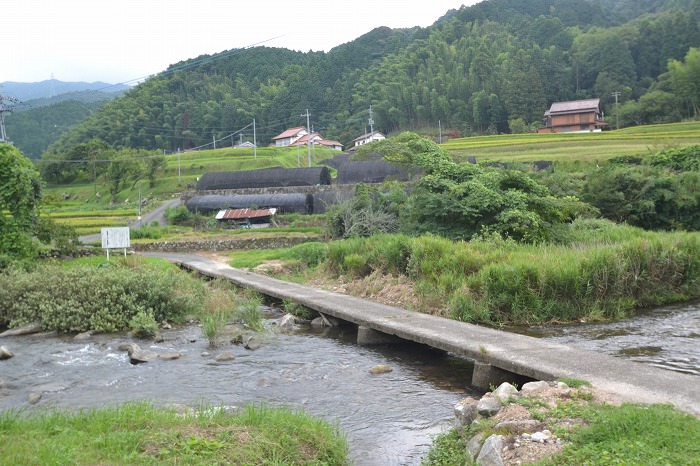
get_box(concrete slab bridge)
[153,253,700,418]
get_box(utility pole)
[301,109,311,167]
[253,118,257,159]
[0,92,20,144]
[611,91,621,130]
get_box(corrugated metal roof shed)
[216,208,277,220]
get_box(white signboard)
[101,227,131,249]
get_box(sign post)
[101,227,131,261]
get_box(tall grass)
[322,221,700,325]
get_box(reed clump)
[323,219,699,325]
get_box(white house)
[272,126,308,147]
[272,128,343,151]
[353,131,386,148]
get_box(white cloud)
[5,0,474,83]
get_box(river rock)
[477,395,502,417]
[520,381,550,394]
[73,330,94,341]
[494,419,544,434]
[476,434,505,466]
[0,378,6,388]
[158,352,182,360]
[215,351,236,362]
[125,343,157,363]
[311,314,338,327]
[527,429,554,443]
[466,432,486,459]
[369,364,393,374]
[454,397,478,427]
[276,314,297,330]
[244,336,261,350]
[0,322,42,337]
[27,392,42,405]
[493,382,519,403]
[0,346,14,360]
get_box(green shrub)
[288,242,327,268]
[0,263,205,333]
[129,309,158,338]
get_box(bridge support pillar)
[357,326,404,345]
[471,361,521,390]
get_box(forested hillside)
[42,0,700,166]
[7,97,113,158]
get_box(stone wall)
[132,236,317,252]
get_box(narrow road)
[79,198,182,244]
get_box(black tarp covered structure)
[196,167,331,191]
[310,187,355,214]
[336,158,412,184]
[186,193,313,214]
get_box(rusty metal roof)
[216,208,277,220]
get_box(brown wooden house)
[538,98,608,133]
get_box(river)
[0,307,477,466]
[1,301,698,465]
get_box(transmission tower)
[0,92,20,144]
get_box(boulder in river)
[0,346,14,360]
[0,323,42,337]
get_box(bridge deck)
[159,253,699,417]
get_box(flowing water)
[510,301,700,377]
[1,302,698,465]
[0,307,477,466]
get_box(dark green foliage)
[165,205,195,225]
[0,144,43,261]
[0,263,205,333]
[37,0,700,158]
[325,183,404,239]
[647,144,700,171]
[422,429,473,466]
[6,99,109,159]
[583,147,700,230]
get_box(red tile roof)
[272,127,307,140]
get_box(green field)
[40,121,700,235]
[442,121,700,163]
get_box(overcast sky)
[5,0,477,85]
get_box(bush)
[129,309,158,338]
[288,242,327,268]
[0,262,205,333]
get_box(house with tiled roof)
[271,128,343,151]
[538,98,608,133]
[272,126,308,147]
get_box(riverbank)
[0,402,348,465]
[426,379,700,465]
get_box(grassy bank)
[0,402,348,465]
[424,383,700,466]
[226,219,700,326]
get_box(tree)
[666,47,700,118]
[0,144,43,260]
[364,132,594,242]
